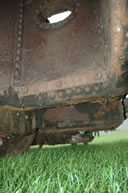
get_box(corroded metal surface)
[0,108,43,136]
[33,99,124,147]
[0,99,123,137]
[21,0,106,85]
[17,0,128,108]
[0,132,37,157]
[0,99,124,156]
[44,99,124,130]
[0,0,18,95]
[18,0,109,106]
[0,0,127,108]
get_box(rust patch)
[0,132,37,157]
[19,70,107,97]
[0,107,43,136]
[0,0,128,108]
[44,99,124,129]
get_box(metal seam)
[14,0,24,88]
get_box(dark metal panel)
[0,0,18,94]
[0,107,43,136]
[44,99,124,130]
[0,132,37,157]
[0,0,127,108]
[17,0,128,108]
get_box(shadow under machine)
[0,0,128,156]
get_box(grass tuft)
[0,131,128,193]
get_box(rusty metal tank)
[0,0,128,156]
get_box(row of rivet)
[17,112,29,120]
[37,84,102,102]
[14,0,24,87]
[112,1,123,68]
[19,71,103,95]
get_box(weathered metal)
[0,0,128,108]
[0,132,37,157]
[0,99,124,155]
[0,0,128,156]
[0,107,43,136]
[44,99,124,131]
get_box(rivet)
[96,73,102,79]
[19,13,23,19]
[15,70,20,77]
[18,24,22,29]
[20,8,23,13]
[85,87,90,92]
[17,49,21,55]
[75,88,81,94]
[20,3,23,8]
[18,37,22,42]
[15,63,20,69]
[25,115,29,120]
[49,92,56,98]
[19,19,23,24]
[16,56,21,62]
[17,112,20,116]
[19,86,28,94]
[17,43,21,48]
[66,89,72,95]
[18,30,22,36]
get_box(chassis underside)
[0,0,128,156]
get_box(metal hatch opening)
[46,10,72,24]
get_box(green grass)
[0,131,128,193]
